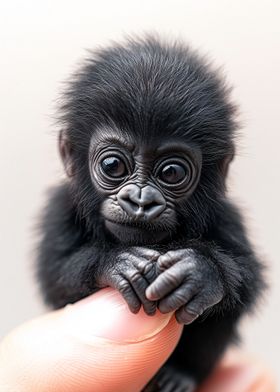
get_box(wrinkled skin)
[99,247,160,316]
[97,247,224,324]
[146,249,224,324]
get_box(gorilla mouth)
[104,219,171,244]
[104,218,165,232]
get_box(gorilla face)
[89,126,202,244]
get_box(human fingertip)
[197,352,277,392]
[61,288,174,343]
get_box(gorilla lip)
[104,219,170,243]
[104,218,165,231]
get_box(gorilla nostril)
[143,202,160,212]
[144,203,166,220]
[123,197,139,212]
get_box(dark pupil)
[101,156,126,177]
[160,164,186,184]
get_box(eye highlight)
[100,156,127,178]
[155,156,196,191]
[159,163,186,184]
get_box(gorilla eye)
[159,163,186,184]
[101,156,127,178]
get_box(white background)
[0,0,279,384]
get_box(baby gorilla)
[37,36,264,391]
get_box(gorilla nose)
[117,184,166,221]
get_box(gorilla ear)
[59,130,75,177]
[220,146,235,178]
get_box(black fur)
[36,36,264,391]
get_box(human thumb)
[0,288,183,392]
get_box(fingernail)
[61,288,173,344]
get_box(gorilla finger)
[157,251,181,273]
[128,270,157,315]
[132,256,158,283]
[175,305,200,325]
[158,284,197,313]
[121,253,157,284]
[115,277,141,314]
[133,247,161,260]
[146,263,186,301]
[175,293,213,324]
[141,260,157,284]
